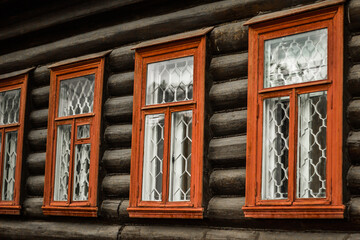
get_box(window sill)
[242,205,345,218]
[0,205,21,215]
[42,206,97,217]
[127,207,203,219]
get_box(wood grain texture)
[210,110,247,137]
[207,197,245,220]
[100,199,120,219]
[104,96,133,123]
[28,129,47,150]
[210,168,246,196]
[30,109,48,127]
[349,35,360,63]
[26,152,46,175]
[104,124,132,147]
[107,72,134,96]
[102,149,131,173]
[210,79,247,111]
[31,86,50,108]
[32,65,50,86]
[23,197,44,217]
[347,64,360,96]
[347,99,360,129]
[26,175,44,196]
[102,174,130,197]
[210,53,248,81]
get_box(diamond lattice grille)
[1,131,17,201]
[58,74,95,117]
[0,89,20,125]
[73,144,90,201]
[77,124,90,139]
[264,28,327,88]
[146,56,193,105]
[262,96,290,200]
[297,91,327,198]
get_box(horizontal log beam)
[210,79,247,111]
[108,46,135,73]
[209,168,246,196]
[23,197,44,218]
[26,175,44,196]
[208,135,246,167]
[348,64,360,97]
[102,174,130,197]
[207,196,245,220]
[30,109,48,128]
[210,110,247,137]
[349,197,360,223]
[119,199,129,219]
[31,86,49,109]
[107,72,134,96]
[349,35,360,63]
[347,99,360,129]
[28,129,47,151]
[209,53,248,81]
[26,152,46,175]
[104,124,132,147]
[104,96,133,123]
[100,199,120,219]
[102,149,131,173]
[347,131,360,164]
[347,166,360,195]
[32,65,50,86]
[348,0,360,31]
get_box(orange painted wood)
[43,58,105,217]
[243,4,344,219]
[128,36,206,219]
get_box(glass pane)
[146,56,193,105]
[58,74,95,117]
[0,89,21,125]
[264,28,327,88]
[77,124,90,139]
[1,131,17,201]
[73,144,90,201]
[297,91,327,198]
[169,110,192,201]
[142,114,165,201]
[262,96,290,200]
[54,124,71,201]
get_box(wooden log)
[210,53,248,81]
[210,110,247,137]
[347,99,360,129]
[26,175,44,196]
[349,197,360,222]
[104,96,133,123]
[28,129,47,151]
[347,131,360,164]
[102,149,131,173]
[210,79,247,111]
[23,197,44,218]
[348,64,360,96]
[104,124,132,147]
[347,166,360,195]
[0,220,120,240]
[32,65,50,86]
[31,86,49,108]
[107,72,134,96]
[30,109,48,128]
[205,229,257,240]
[349,35,360,63]
[207,196,245,220]
[108,46,135,73]
[102,174,130,197]
[348,0,360,31]
[210,21,248,55]
[100,199,120,219]
[119,199,129,219]
[208,135,246,167]
[209,168,246,196]
[26,152,46,175]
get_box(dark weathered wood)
[348,0,360,31]
[23,197,44,217]
[100,199,120,219]
[30,109,48,127]
[208,135,246,167]
[102,174,130,197]
[347,131,360,164]
[258,232,348,240]
[205,230,257,240]
[210,21,248,55]
[0,220,120,240]
[108,45,135,73]
[26,152,46,175]
[104,96,133,123]
[119,199,129,219]
[26,175,44,196]
[104,124,132,147]
[347,99,360,129]
[207,197,245,220]
[347,166,360,195]
[28,129,47,151]
[32,65,50,86]
[348,64,360,96]
[210,53,248,81]
[210,79,247,111]
[349,35,360,63]
[210,168,246,196]
[349,197,360,222]
[102,149,131,173]
[107,72,134,96]
[210,110,247,137]
[31,86,49,108]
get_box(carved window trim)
[243,2,345,218]
[43,58,104,217]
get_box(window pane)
[146,56,193,105]
[297,91,327,198]
[73,144,90,201]
[54,124,71,201]
[142,114,165,201]
[77,124,90,139]
[264,28,327,88]
[0,89,21,125]
[1,131,17,201]
[58,74,95,117]
[169,110,192,201]
[262,96,289,200]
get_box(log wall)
[0,0,359,239]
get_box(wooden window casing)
[243,3,345,218]
[43,58,104,217]
[128,36,206,219]
[0,74,28,215]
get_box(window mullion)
[162,107,171,204]
[288,89,297,204]
[0,128,5,200]
[67,118,76,205]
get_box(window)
[243,2,344,218]
[128,28,211,218]
[43,57,105,217]
[0,73,28,215]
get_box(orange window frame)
[243,4,344,218]
[43,58,104,217]
[128,36,206,219]
[0,74,28,215]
